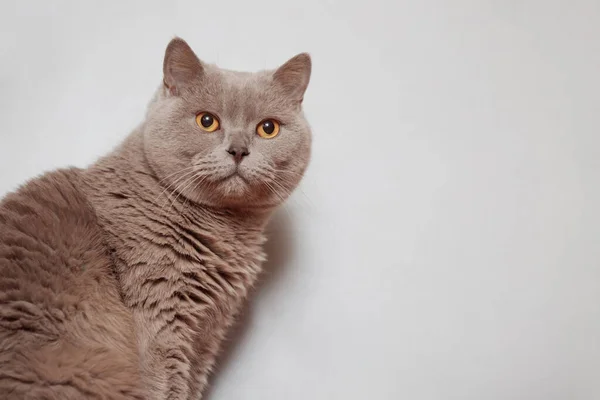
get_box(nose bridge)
[225,127,251,148]
[224,126,251,163]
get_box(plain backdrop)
[1,1,599,399]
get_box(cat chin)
[210,186,284,210]
[219,174,251,195]
[171,166,289,209]
[180,178,275,209]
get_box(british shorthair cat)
[0,37,312,399]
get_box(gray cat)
[0,37,312,399]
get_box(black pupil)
[201,114,214,128]
[263,121,274,134]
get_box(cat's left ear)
[163,37,203,96]
[273,53,312,103]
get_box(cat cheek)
[269,153,292,172]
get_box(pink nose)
[227,146,249,163]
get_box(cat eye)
[256,119,280,139]
[195,112,220,132]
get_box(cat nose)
[227,146,250,163]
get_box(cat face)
[143,38,312,209]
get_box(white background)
[1,1,599,399]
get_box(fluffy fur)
[0,37,312,399]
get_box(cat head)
[143,38,312,210]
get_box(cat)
[0,37,312,399]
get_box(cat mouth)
[222,171,250,185]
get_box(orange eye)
[195,112,220,132]
[256,119,280,139]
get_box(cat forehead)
[204,67,271,96]
[191,66,292,119]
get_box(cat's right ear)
[273,53,312,104]
[163,37,203,96]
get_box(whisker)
[161,173,203,215]
[156,165,197,186]
[270,176,315,210]
[264,181,287,204]
[181,173,211,212]
[266,168,306,177]
[154,168,200,207]
[262,180,293,219]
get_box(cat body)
[0,168,143,399]
[82,132,269,398]
[0,38,312,399]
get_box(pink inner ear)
[163,78,177,96]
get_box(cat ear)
[273,53,311,103]
[163,37,203,96]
